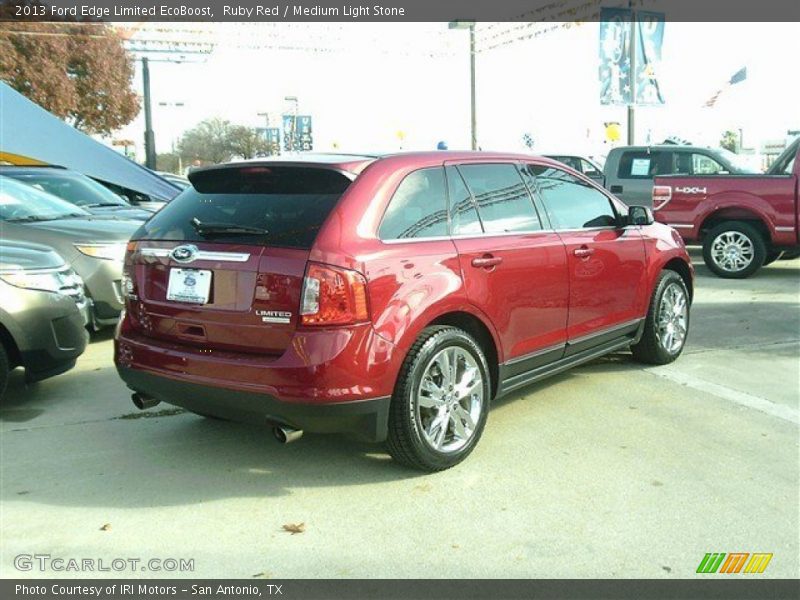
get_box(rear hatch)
[124,165,353,355]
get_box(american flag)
[704,67,747,108]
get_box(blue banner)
[635,11,665,105]
[282,115,313,152]
[599,7,632,106]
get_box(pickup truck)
[652,138,799,278]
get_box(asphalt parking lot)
[1,250,798,579]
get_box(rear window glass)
[617,151,674,179]
[135,167,352,249]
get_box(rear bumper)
[117,367,391,442]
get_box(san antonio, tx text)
[16,584,279,597]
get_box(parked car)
[114,152,693,471]
[0,176,140,328]
[653,138,800,278]
[96,180,168,213]
[544,154,605,187]
[157,171,191,190]
[0,240,89,399]
[604,145,758,206]
[0,166,153,221]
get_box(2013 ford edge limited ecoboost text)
[114,152,694,471]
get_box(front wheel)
[702,221,766,278]
[386,326,491,472]
[631,270,690,365]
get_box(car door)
[611,149,673,207]
[446,162,569,369]
[523,163,648,355]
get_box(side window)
[617,151,673,178]
[457,163,542,234]
[378,168,448,240]
[581,159,602,177]
[784,156,796,175]
[446,166,482,235]
[527,165,618,230]
[692,153,725,174]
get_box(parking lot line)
[646,365,800,425]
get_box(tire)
[0,344,9,401]
[702,221,766,279]
[631,270,691,365]
[386,326,491,472]
[763,250,782,266]
[780,249,800,261]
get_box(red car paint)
[115,152,692,442]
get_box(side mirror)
[628,205,654,226]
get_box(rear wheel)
[631,270,690,365]
[387,326,491,472]
[0,344,9,401]
[702,221,766,279]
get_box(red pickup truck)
[652,138,799,278]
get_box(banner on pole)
[599,7,632,106]
[634,11,665,105]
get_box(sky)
[113,22,800,163]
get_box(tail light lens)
[652,185,673,210]
[300,263,369,326]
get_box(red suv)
[115,153,693,471]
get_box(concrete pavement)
[1,253,798,579]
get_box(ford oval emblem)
[171,244,198,263]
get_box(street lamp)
[449,20,477,151]
[284,96,299,152]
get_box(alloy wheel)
[710,231,755,273]
[657,282,688,354]
[416,346,484,454]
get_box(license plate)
[167,268,212,304]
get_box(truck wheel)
[763,250,782,266]
[780,249,800,261]
[631,270,690,365]
[387,326,491,472]
[0,344,9,401]
[702,221,766,279]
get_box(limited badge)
[255,310,292,324]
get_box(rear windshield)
[135,166,352,249]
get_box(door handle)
[471,255,503,269]
[573,246,595,259]
[610,185,623,193]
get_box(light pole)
[449,20,477,151]
[284,96,299,152]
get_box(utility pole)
[142,57,156,169]
[449,20,477,150]
[627,5,636,145]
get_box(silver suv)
[0,241,89,399]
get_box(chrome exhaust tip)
[131,392,160,410]
[273,425,303,444]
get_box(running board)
[497,336,635,398]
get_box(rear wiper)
[86,203,125,208]
[190,217,269,236]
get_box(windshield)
[0,176,90,221]
[715,148,761,174]
[8,171,129,207]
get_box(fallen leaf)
[282,522,305,535]
[99,523,112,531]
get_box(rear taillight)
[300,263,369,326]
[652,185,673,210]
[122,241,138,301]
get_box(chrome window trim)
[138,248,251,262]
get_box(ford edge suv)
[115,152,693,471]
